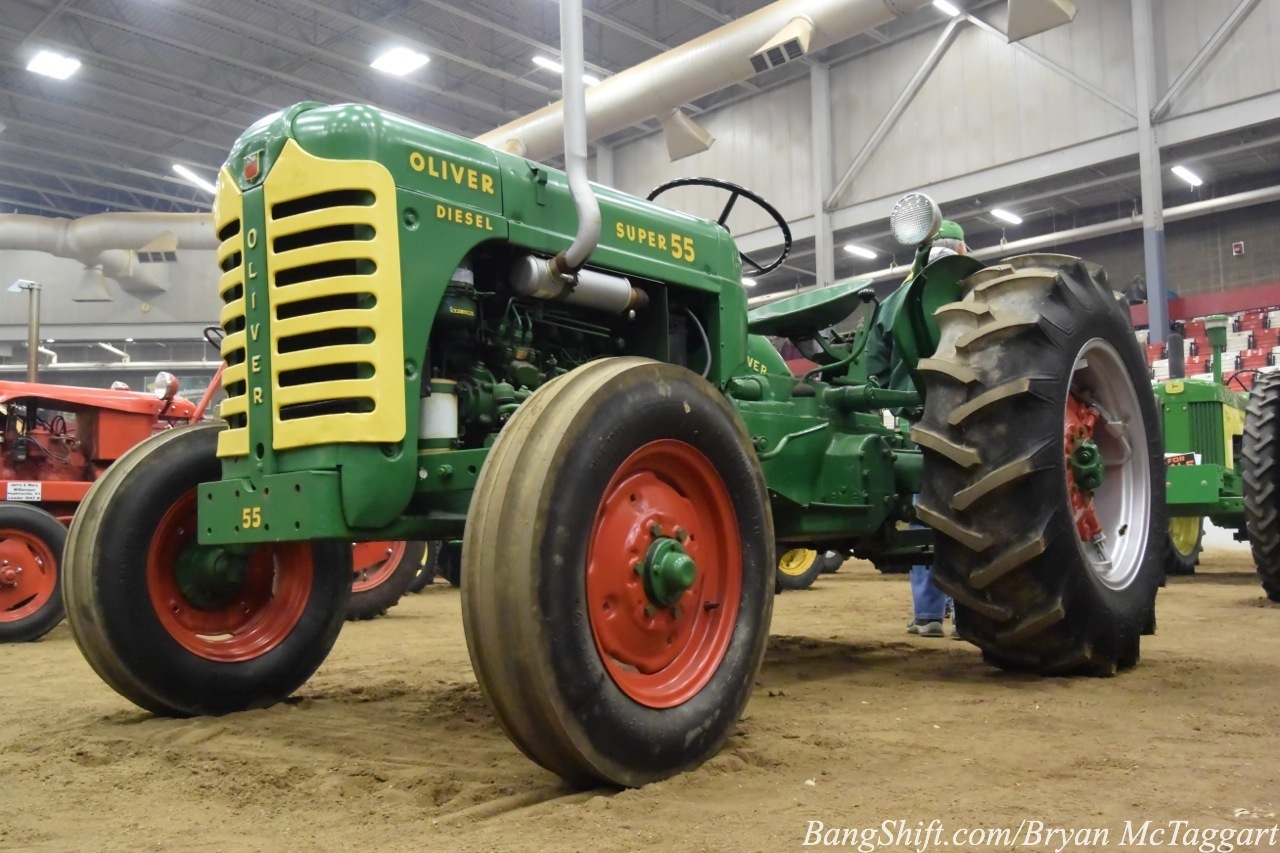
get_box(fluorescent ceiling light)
[844,244,877,260]
[370,46,429,77]
[28,49,81,80]
[933,0,962,17]
[991,208,1023,225]
[532,56,601,86]
[1172,165,1203,187]
[172,164,217,194]
[742,277,757,287]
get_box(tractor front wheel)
[462,358,774,787]
[916,255,1163,675]
[1164,517,1204,577]
[62,423,351,716]
[406,541,443,593]
[776,549,823,590]
[0,504,66,642]
[347,541,426,620]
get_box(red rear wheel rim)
[0,529,58,624]
[351,541,406,593]
[586,440,742,709]
[147,490,313,662]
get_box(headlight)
[890,193,942,247]
[153,371,179,401]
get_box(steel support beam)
[1152,0,1262,120]
[810,62,836,289]
[825,18,962,211]
[1132,0,1168,344]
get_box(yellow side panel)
[263,140,405,451]
[1224,405,1245,469]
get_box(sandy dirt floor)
[4,546,1279,853]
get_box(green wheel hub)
[174,543,249,610]
[642,535,697,607]
[1070,438,1105,493]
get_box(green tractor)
[1154,315,1280,600]
[1153,316,1246,575]
[62,101,1164,788]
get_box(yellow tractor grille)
[215,166,249,458]
[263,140,405,451]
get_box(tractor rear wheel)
[776,548,823,590]
[916,255,1163,675]
[1243,371,1280,602]
[407,541,443,593]
[0,504,66,642]
[462,358,773,787]
[347,541,426,620]
[1164,517,1203,577]
[62,423,351,716]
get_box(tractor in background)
[0,376,200,642]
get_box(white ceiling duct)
[0,212,214,299]
[475,0,936,163]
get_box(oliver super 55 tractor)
[63,101,1164,788]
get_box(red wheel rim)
[586,440,742,709]
[147,490,313,662]
[1065,393,1103,542]
[0,529,58,624]
[351,541,406,593]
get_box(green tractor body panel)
[1154,377,1247,523]
[199,102,937,560]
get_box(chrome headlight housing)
[890,193,942,247]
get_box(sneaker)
[914,619,944,638]
[906,619,920,635]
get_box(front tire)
[62,424,352,716]
[1243,372,1280,602]
[915,255,1163,675]
[776,549,823,590]
[1164,517,1203,577]
[0,504,66,643]
[462,358,774,787]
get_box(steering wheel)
[1226,368,1263,393]
[646,177,792,276]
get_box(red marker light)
[244,152,260,181]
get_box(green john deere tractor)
[1154,314,1280,600]
[63,101,1164,788]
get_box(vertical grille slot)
[1188,402,1225,467]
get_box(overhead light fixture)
[532,56,601,86]
[1172,165,1203,187]
[933,0,962,17]
[27,49,81,80]
[742,277,758,287]
[370,46,429,77]
[844,244,877,260]
[172,164,217,194]
[991,208,1023,225]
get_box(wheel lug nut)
[644,604,655,618]
[649,523,663,537]
[633,562,643,575]
[671,607,681,619]
[675,529,688,543]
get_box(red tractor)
[2,367,429,641]
[0,376,199,641]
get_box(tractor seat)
[746,278,871,340]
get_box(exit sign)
[1233,242,1245,256]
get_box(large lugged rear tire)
[915,255,1163,675]
[463,358,774,788]
[0,504,66,643]
[62,423,352,716]
[347,541,426,620]
[1164,517,1203,577]
[406,541,443,593]
[1243,372,1280,602]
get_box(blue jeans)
[910,564,951,622]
